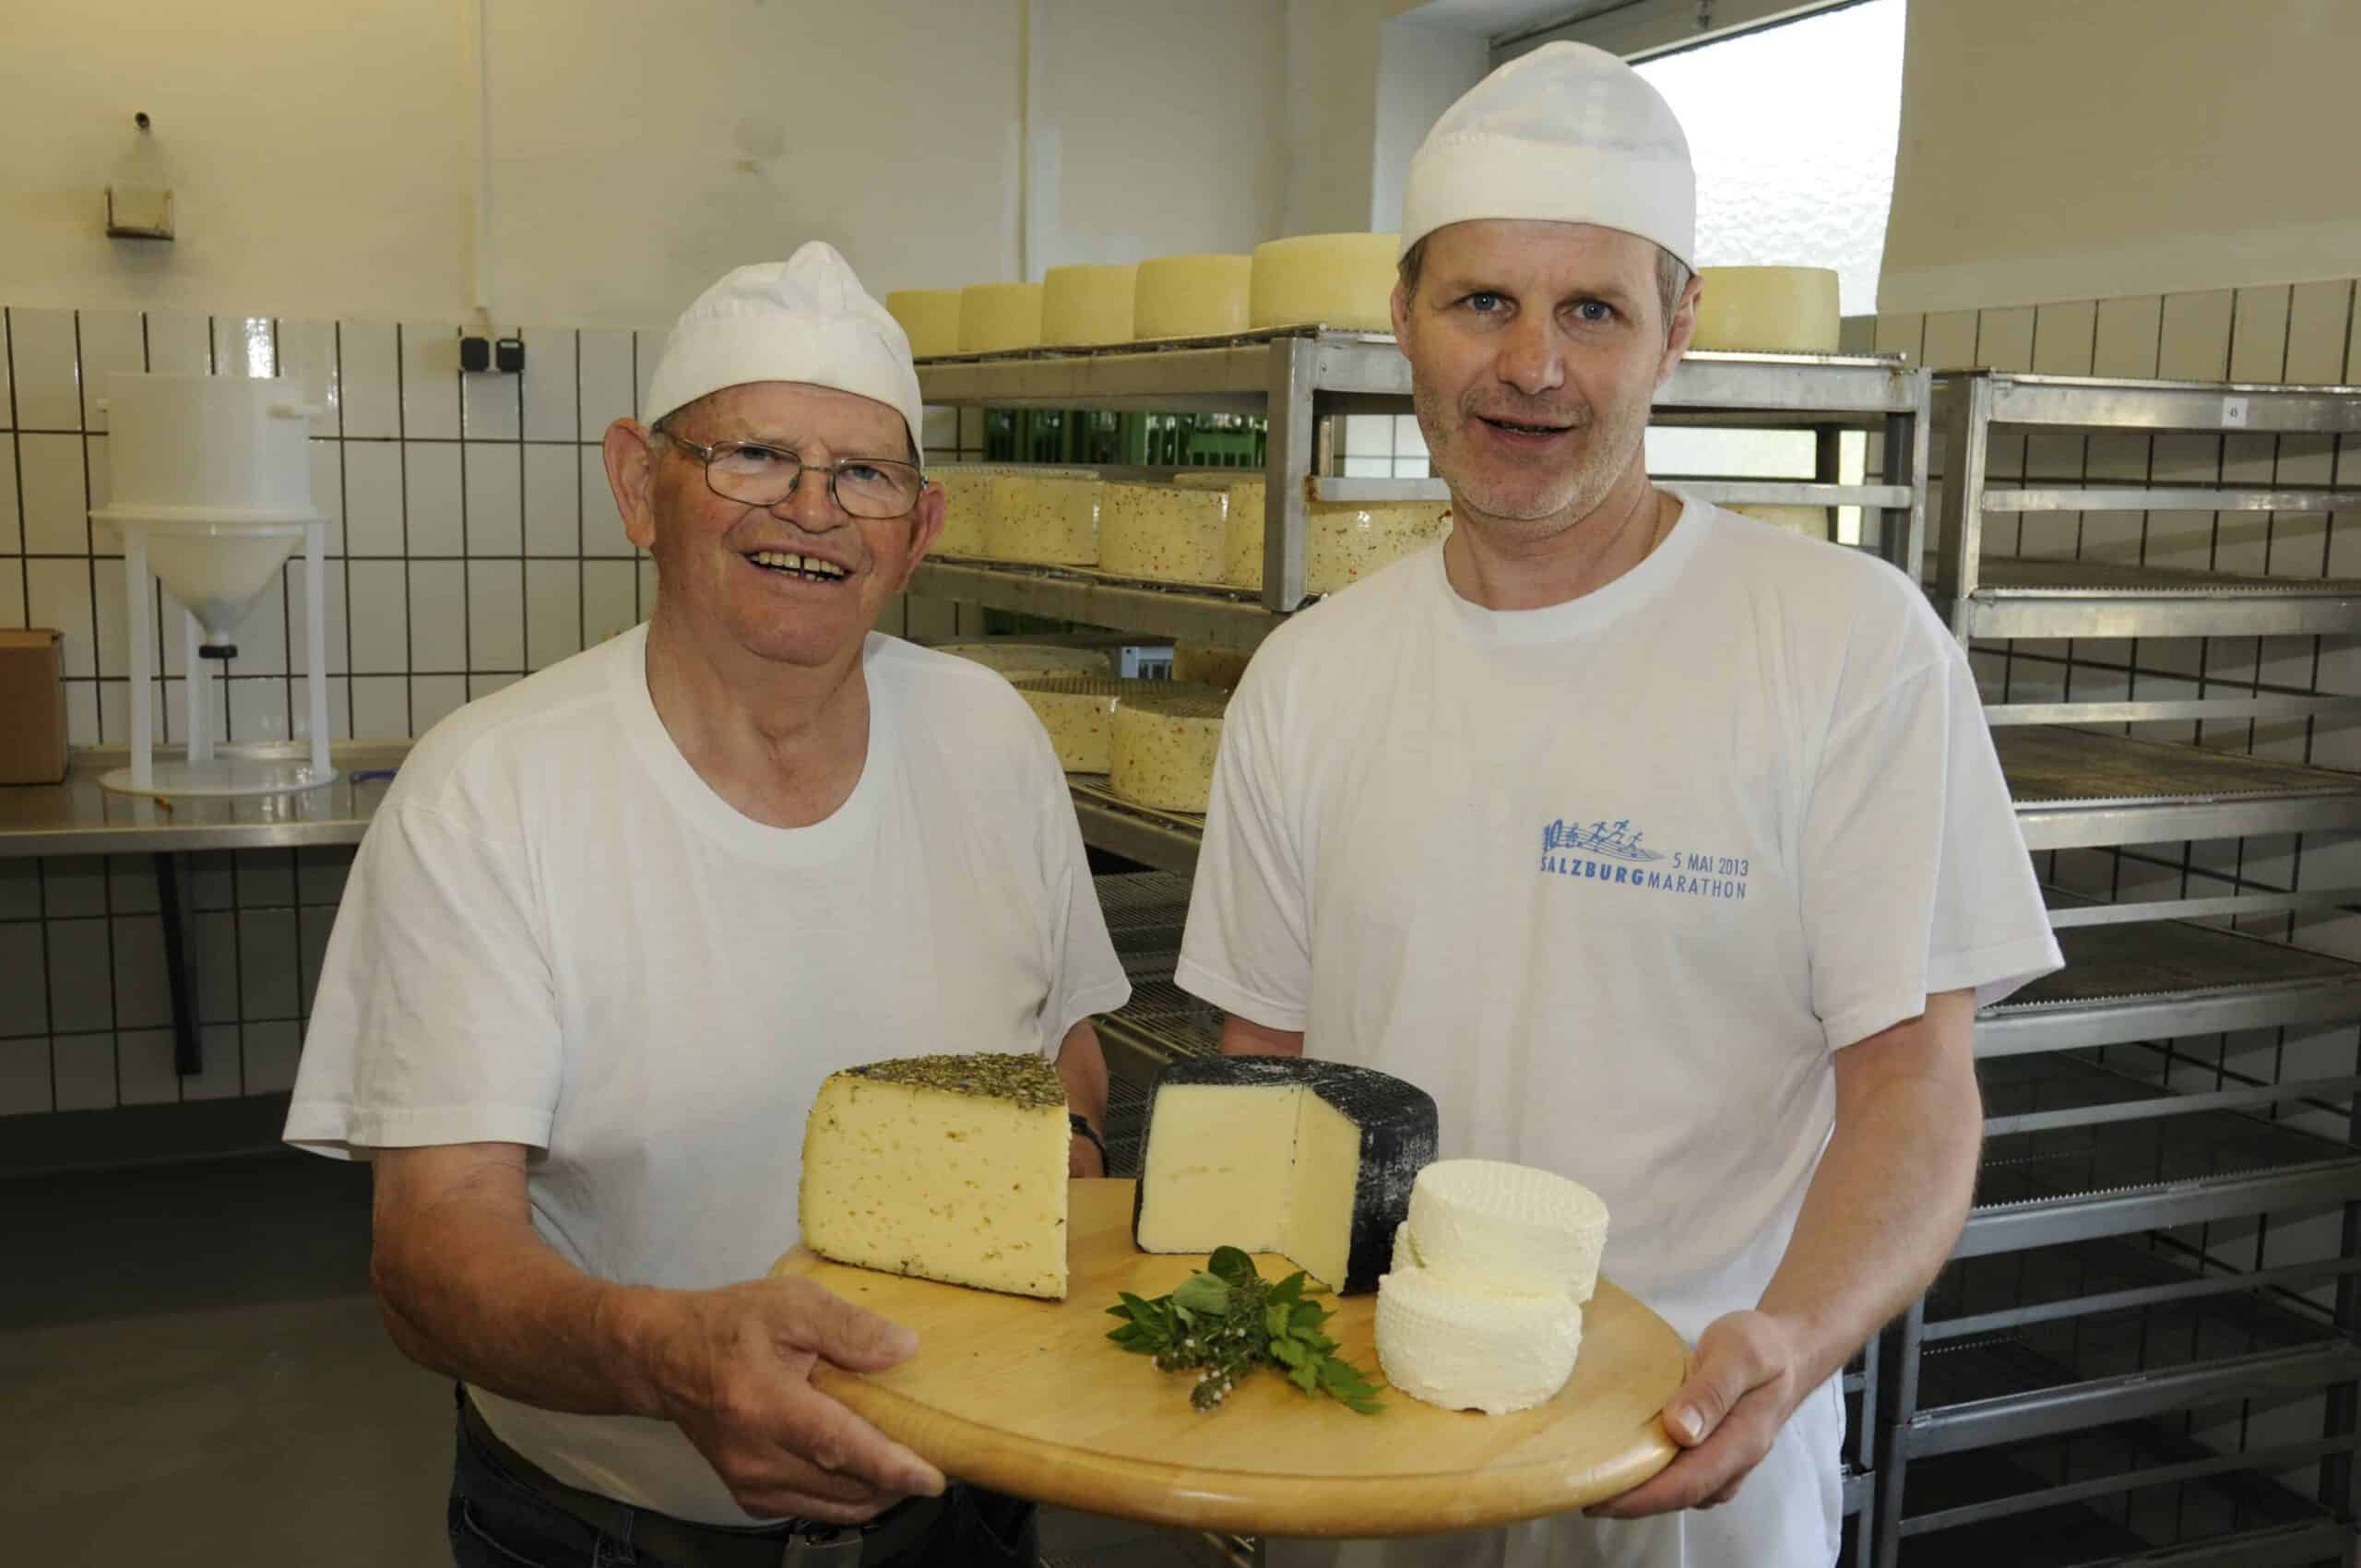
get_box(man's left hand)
[1587,1310,1804,1517]
[1069,1132,1105,1179]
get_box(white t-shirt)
[1178,501,2059,1568]
[285,624,1131,1524]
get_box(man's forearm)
[1057,1018,1110,1131]
[1754,995,1981,1391]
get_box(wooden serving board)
[768,1178,1685,1538]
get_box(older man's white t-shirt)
[1179,502,2059,1568]
[287,624,1130,1524]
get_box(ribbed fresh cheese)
[884,289,962,359]
[1730,504,1833,541]
[1406,1158,1609,1305]
[1110,688,1226,813]
[1098,482,1229,584]
[1249,233,1401,332]
[1375,1266,1583,1415]
[983,472,1101,564]
[939,642,1112,683]
[1171,643,1251,690]
[1194,475,1450,593]
[1041,263,1138,346]
[1133,255,1253,340]
[1133,1055,1439,1295]
[1011,675,1153,773]
[1691,267,1842,354]
[799,1053,1070,1299]
[958,282,1046,354]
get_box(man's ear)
[1658,274,1703,388]
[892,481,947,594]
[1390,279,1415,344]
[604,420,661,552]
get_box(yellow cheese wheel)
[1041,263,1139,347]
[939,643,1113,683]
[1098,482,1230,585]
[1248,233,1401,332]
[983,471,1101,564]
[1110,688,1229,813]
[931,464,1093,557]
[1013,676,1157,773]
[1185,474,1450,593]
[1691,267,1842,354]
[958,282,1045,354]
[884,289,962,359]
[1729,504,1833,541]
[1172,644,1252,690]
[1133,255,1253,340]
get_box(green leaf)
[1207,1247,1259,1288]
[1172,1273,1231,1317]
[1289,1359,1321,1393]
[1266,1273,1307,1309]
[1270,1337,1309,1369]
[1289,1301,1326,1334]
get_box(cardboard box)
[0,629,69,785]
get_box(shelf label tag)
[2222,397,2250,428]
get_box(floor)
[0,1151,1221,1566]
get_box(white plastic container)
[97,373,323,520]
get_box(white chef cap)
[642,241,927,465]
[1400,42,1695,272]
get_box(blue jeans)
[447,1395,1038,1568]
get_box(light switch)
[106,186,173,241]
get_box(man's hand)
[639,1277,946,1524]
[1069,1130,1107,1178]
[1587,1311,1803,1517]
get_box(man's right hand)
[636,1277,948,1523]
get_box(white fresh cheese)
[1691,267,1842,354]
[1406,1158,1609,1304]
[983,472,1102,564]
[1109,688,1227,813]
[1098,482,1230,585]
[1132,254,1253,340]
[1249,232,1401,332]
[1374,1265,1584,1415]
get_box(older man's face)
[617,382,942,671]
[1393,220,1691,536]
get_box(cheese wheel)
[1012,676,1160,773]
[939,643,1112,683]
[1171,643,1252,690]
[1133,255,1252,340]
[1691,267,1842,354]
[1110,688,1228,813]
[957,282,1045,354]
[1097,482,1229,585]
[1040,263,1139,347]
[1729,504,1833,541]
[1195,475,1451,593]
[884,289,962,359]
[933,463,1094,557]
[1249,233,1401,332]
[1405,1158,1608,1305]
[982,471,1100,564]
[1375,1265,1582,1415]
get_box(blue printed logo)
[1538,817,1750,901]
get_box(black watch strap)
[1068,1112,1107,1159]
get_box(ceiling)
[1389,0,1638,44]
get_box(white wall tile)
[287,557,348,676]
[0,861,38,920]
[290,671,350,742]
[578,329,635,439]
[2091,295,2164,377]
[0,925,49,1039]
[0,443,18,552]
[238,908,300,1019]
[298,904,336,1015]
[0,310,13,425]
[0,1038,51,1116]
[1921,309,1977,371]
[228,676,291,742]
[350,674,409,739]
[45,916,111,1033]
[524,444,578,555]
[584,559,638,643]
[0,567,22,631]
[408,560,467,671]
[298,848,353,906]
[18,432,86,554]
[108,859,158,914]
[583,446,634,555]
[9,308,80,429]
[52,1033,114,1111]
[344,441,404,554]
[158,674,230,749]
[468,559,524,671]
[182,1025,243,1101]
[96,678,165,747]
[63,679,98,743]
[403,441,464,556]
[410,673,468,732]
[306,440,344,554]
[522,327,576,442]
[464,445,523,555]
[339,322,400,438]
[2229,286,2293,384]
[346,559,409,673]
[83,434,112,517]
[77,311,144,427]
[399,323,462,439]
[526,560,581,671]
[112,915,170,1030]
[25,558,95,675]
[2159,291,2236,381]
[634,329,660,418]
[145,312,211,375]
[243,1020,303,1094]
[469,672,517,700]
[463,368,522,442]
[276,321,342,435]
[212,316,277,377]
[43,856,104,917]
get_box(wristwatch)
[1068,1112,1107,1163]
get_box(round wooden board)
[769,1178,1686,1538]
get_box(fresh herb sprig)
[1105,1246,1385,1414]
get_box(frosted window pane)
[1637,0,1904,315]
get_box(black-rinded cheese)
[1130,1055,1439,1294]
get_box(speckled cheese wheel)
[1193,475,1451,593]
[1729,504,1833,541]
[1040,263,1139,347]
[939,643,1112,683]
[1248,233,1400,332]
[1110,688,1228,813]
[982,472,1101,564]
[1171,643,1252,690]
[1012,676,1157,773]
[958,282,1046,354]
[933,464,1094,558]
[1097,482,1230,585]
[1691,267,1842,353]
[884,289,962,359]
[1132,255,1253,340]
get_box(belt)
[458,1391,947,1567]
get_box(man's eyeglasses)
[656,431,924,520]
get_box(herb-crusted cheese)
[983,472,1102,565]
[799,1052,1071,1300]
[1171,643,1252,690]
[1013,676,1149,773]
[1109,689,1227,813]
[1098,482,1229,585]
[1177,473,1450,593]
[1133,1056,1439,1295]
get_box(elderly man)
[287,244,1129,1567]
[1177,43,2059,1568]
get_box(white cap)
[642,242,927,465]
[1400,42,1694,272]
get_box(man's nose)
[774,466,849,530]
[1495,312,1567,398]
